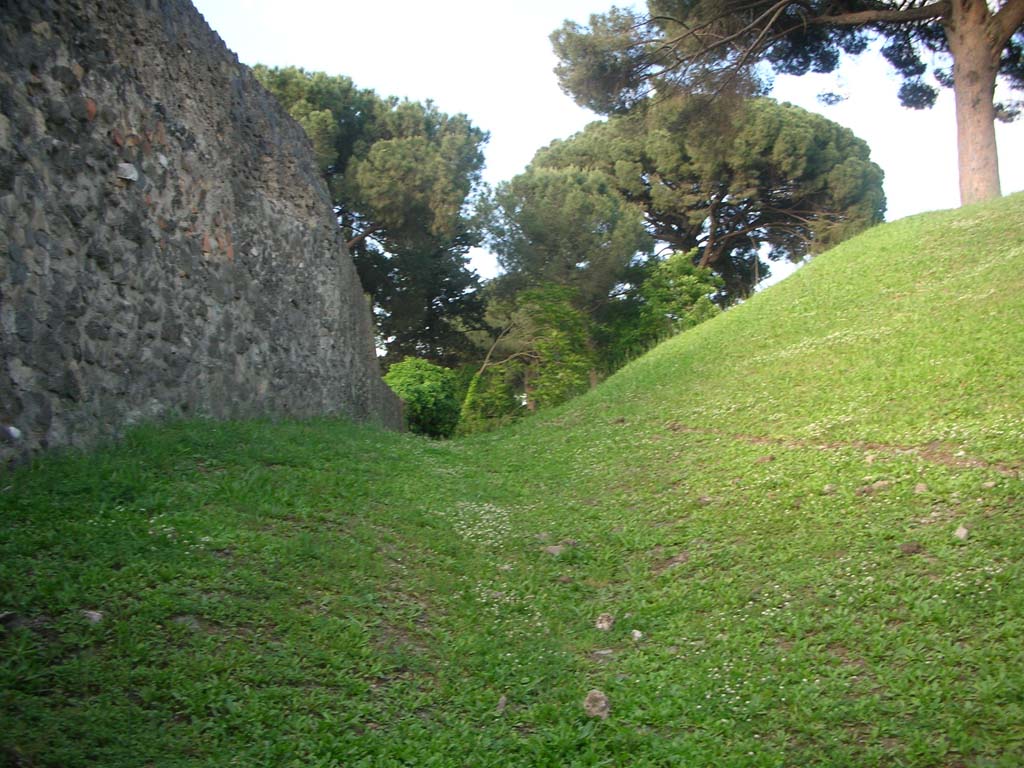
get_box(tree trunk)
[946,0,1002,205]
[697,196,722,268]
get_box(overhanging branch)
[811,0,951,27]
[990,0,1024,50]
[346,225,383,250]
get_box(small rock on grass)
[856,479,893,496]
[496,694,508,714]
[0,612,24,630]
[954,525,969,541]
[543,539,578,556]
[595,613,615,631]
[914,483,929,494]
[171,614,202,632]
[81,610,104,624]
[583,689,610,719]
[631,629,644,641]
[900,541,924,555]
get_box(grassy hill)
[2,194,1023,767]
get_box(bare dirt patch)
[651,548,691,575]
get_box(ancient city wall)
[0,0,404,466]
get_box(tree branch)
[647,0,952,80]
[810,0,950,26]
[345,225,383,250]
[990,0,1024,51]
[476,323,515,375]
[486,350,540,369]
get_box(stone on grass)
[583,689,610,719]
[543,538,577,556]
[595,613,615,631]
[856,479,892,496]
[631,629,644,641]
[914,483,929,494]
[899,541,924,555]
[171,614,202,632]
[81,610,104,624]
[954,525,970,541]
[652,550,690,574]
[496,694,508,714]
[0,611,25,630]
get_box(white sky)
[192,0,1024,279]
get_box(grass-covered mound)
[2,194,1022,767]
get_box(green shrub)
[384,358,460,438]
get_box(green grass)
[3,194,1023,766]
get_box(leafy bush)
[383,358,460,438]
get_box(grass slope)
[2,194,1023,767]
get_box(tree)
[481,164,723,409]
[594,253,723,370]
[486,166,653,386]
[252,65,379,177]
[357,221,488,368]
[254,66,489,364]
[535,97,885,299]
[551,0,1024,205]
[470,287,598,412]
[516,288,597,409]
[488,166,653,309]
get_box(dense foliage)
[489,167,652,305]
[254,66,489,365]
[383,358,460,438]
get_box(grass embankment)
[2,194,1023,766]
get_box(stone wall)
[0,0,403,467]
